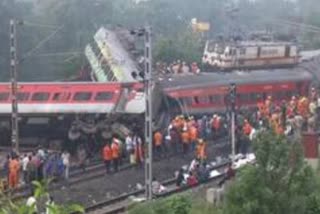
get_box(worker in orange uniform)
[154,130,163,158]
[212,115,221,139]
[264,96,273,118]
[181,131,190,155]
[196,139,207,161]
[242,119,252,137]
[189,125,198,151]
[297,96,309,119]
[9,156,20,189]
[103,143,113,174]
[111,139,120,172]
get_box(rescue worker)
[297,96,309,119]
[196,139,207,161]
[242,119,252,137]
[264,96,273,118]
[181,130,190,155]
[103,143,113,174]
[189,125,198,151]
[212,114,221,139]
[133,134,144,167]
[9,156,20,189]
[111,139,120,172]
[154,130,163,158]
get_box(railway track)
[84,160,230,214]
[49,138,231,207]
[85,153,256,214]
[6,137,230,205]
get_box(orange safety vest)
[189,126,198,141]
[103,145,113,161]
[196,143,206,160]
[9,159,20,174]
[154,131,163,146]
[181,131,190,144]
[111,143,120,159]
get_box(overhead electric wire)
[21,25,65,61]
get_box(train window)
[199,96,209,103]
[182,97,193,106]
[17,93,29,101]
[31,92,50,101]
[285,91,294,98]
[95,92,113,101]
[240,48,246,55]
[275,91,286,100]
[73,92,92,101]
[239,93,249,102]
[194,96,200,104]
[209,95,221,104]
[249,93,258,102]
[0,93,9,101]
[52,92,71,101]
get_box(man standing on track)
[154,130,163,158]
[111,138,120,172]
[103,143,112,174]
[8,156,20,189]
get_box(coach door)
[285,45,291,57]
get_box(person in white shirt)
[125,133,133,157]
[26,195,37,213]
[189,158,199,173]
[61,151,70,180]
[22,154,29,184]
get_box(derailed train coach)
[160,69,314,115]
[0,81,156,146]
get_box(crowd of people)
[155,60,201,75]
[240,87,319,141]
[1,147,73,190]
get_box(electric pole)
[130,26,153,200]
[10,19,19,153]
[230,83,237,161]
[144,26,153,200]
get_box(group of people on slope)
[1,147,71,190]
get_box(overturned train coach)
[0,81,163,146]
[0,69,315,145]
[160,69,314,115]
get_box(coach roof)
[160,68,313,91]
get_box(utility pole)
[10,19,19,153]
[230,83,237,161]
[144,26,153,201]
[130,26,153,200]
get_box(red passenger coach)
[161,69,313,115]
[0,82,122,115]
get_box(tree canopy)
[223,131,320,214]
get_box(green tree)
[223,131,320,214]
[154,30,203,63]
